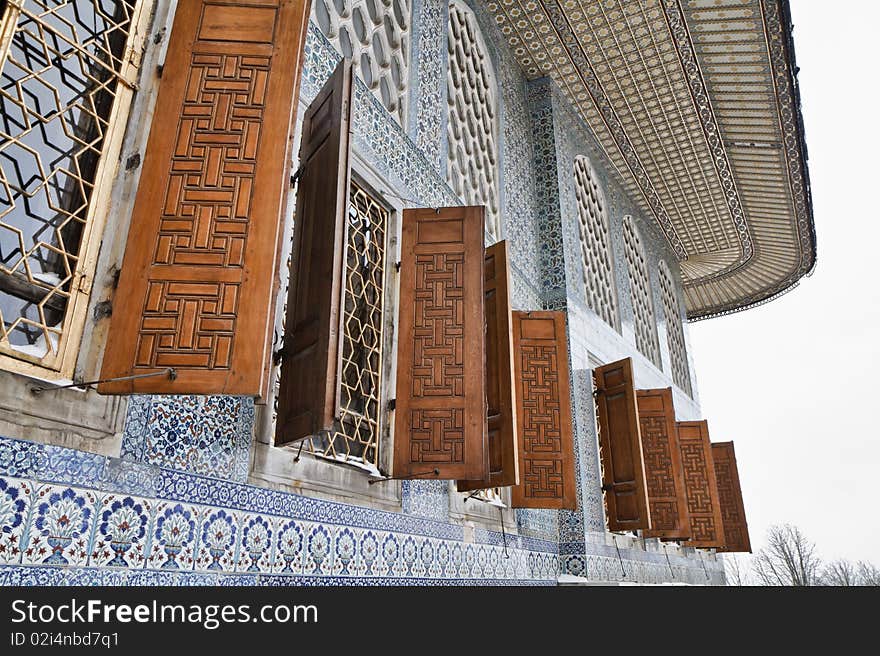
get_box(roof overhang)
[486,0,815,319]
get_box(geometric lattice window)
[658,260,692,396]
[446,0,500,241]
[305,182,388,472]
[622,216,661,368]
[0,0,149,376]
[313,0,410,126]
[574,155,617,329]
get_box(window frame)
[0,0,155,381]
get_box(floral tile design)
[22,484,96,567]
[91,494,151,569]
[0,477,29,565]
[146,501,201,571]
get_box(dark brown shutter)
[510,311,577,509]
[637,388,690,540]
[457,241,519,492]
[594,358,651,531]
[393,206,487,480]
[274,60,353,445]
[677,421,725,548]
[99,0,310,396]
[712,441,752,552]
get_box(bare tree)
[753,524,821,586]
[821,559,858,586]
[723,553,754,586]
[856,561,880,586]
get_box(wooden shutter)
[274,60,353,445]
[637,389,690,540]
[458,241,519,491]
[510,311,577,509]
[393,206,487,480]
[676,421,725,548]
[712,441,752,552]
[594,358,651,531]
[99,0,310,396]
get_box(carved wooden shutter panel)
[712,441,751,552]
[393,206,487,480]
[637,388,690,540]
[510,311,577,509]
[676,421,725,548]
[99,0,310,395]
[594,358,651,531]
[458,241,519,491]
[275,60,353,446]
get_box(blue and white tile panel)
[0,436,557,585]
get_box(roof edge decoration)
[487,0,816,319]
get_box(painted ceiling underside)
[486,0,815,319]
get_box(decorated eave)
[487,0,815,319]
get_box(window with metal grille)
[272,181,389,472]
[574,155,617,329]
[313,0,410,126]
[622,216,661,368]
[0,0,150,377]
[446,0,500,241]
[658,260,692,396]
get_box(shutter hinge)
[273,343,289,366]
[118,43,142,91]
[600,483,613,492]
[394,261,401,272]
[290,164,306,188]
[387,398,396,411]
[75,272,93,296]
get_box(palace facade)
[0,0,812,585]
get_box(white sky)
[688,1,880,565]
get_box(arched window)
[622,216,661,368]
[574,155,617,329]
[446,0,500,241]
[658,261,692,396]
[313,0,411,125]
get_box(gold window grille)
[271,181,389,471]
[0,0,152,379]
[467,486,506,507]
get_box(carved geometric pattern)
[411,253,464,398]
[409,409,464,464]
[713,459,745,545]
[519,345,564,499]
[574,155,617,330]
[446,0,500,241]
[622,216,661,368]
[154,54,269,268]
[651,501,679,533]
[313,0,410,125]
[135,281,238,369]
[712,443,751,552]
[0,0,140,365]
[680,442,713,516]
[640,416,676,499]
[658,261,691,396]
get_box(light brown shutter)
[594,358,651,531]
[274,60,353,445]
[712,441,752,552]
[393,206,487,480]
[637,388,690,540]
[457,241,519,492]
[99,0,310,396]
[510,311,577,509]
[676,420,725,548]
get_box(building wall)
[0,0,723,585]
